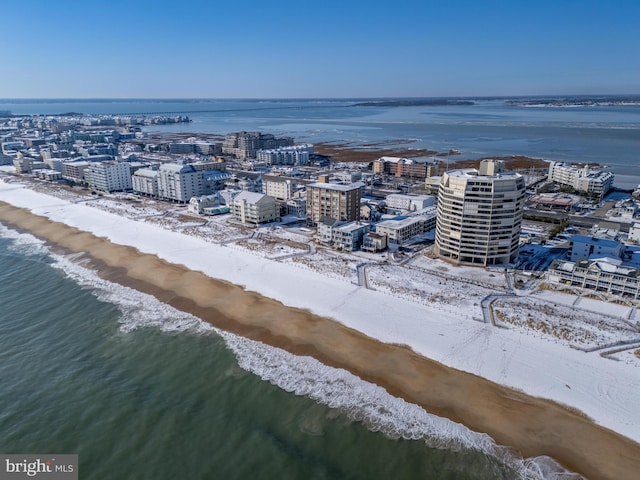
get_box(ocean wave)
[0,226,583,479]
[0,224,50,257]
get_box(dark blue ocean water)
[1,98,639,188]
[1,227,548,479]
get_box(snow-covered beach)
[1,174,639,479]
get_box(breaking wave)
[0,226,583,479]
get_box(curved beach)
[1,188,640,480]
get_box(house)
[332,222,370,251]
[362,232,388,253]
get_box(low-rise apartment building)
[256,144,313,166]
[61,160,91,182]
[548,259,640,301]
[570,235,623,262]
[375,209,437,245]
[385,193,436,212]
[373,156,439,178]
[547,162,614,199]
[231,191,279,226]
[331,222,370,251]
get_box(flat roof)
[308,181,364,191]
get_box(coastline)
[1,192,640,479]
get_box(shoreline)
[1,200,640,479]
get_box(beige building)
[306,180,363,224]
[262,175,294,201]
[232,191,278,226]
[373,156,439,178]
[435,160,525,266]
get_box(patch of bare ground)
[314,142,440,163]
[451,155,549,170]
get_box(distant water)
[1,97,639,188]
[0,224,583,479]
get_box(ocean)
[0,225,547,480]
[2,97,639,188]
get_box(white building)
[385,193,436,212]
[569,235,624,262]
[157,163,204,203]
[547,162,614,199]
[549,259,640,301]
[85,161,133,193]
[132,168,159,198]
[375,209,437,245]
[629,223,640,244]
[362,232,388,253]
[435,160,525,266]
[331,222,370,251]
[286,197,307,217]
[256,144,313,166]
[231,191,279,226]
[188,195,221,214]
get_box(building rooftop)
[334,221,369,233]
[307,181,364,191]
[571,235,622,248]
[234,191,267,203]
[378,156,435,165]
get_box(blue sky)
[1,0,638,98]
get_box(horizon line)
[2,93,640,102]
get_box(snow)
[2,175,640,445]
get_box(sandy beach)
[1,201,639,480]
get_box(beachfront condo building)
[157,163,204,203]
[132,167,160,198]
[306,179,363,224]
[435,160,525,266]
[231,191,279,226]
[85,161,133,193]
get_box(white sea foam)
[0,224,49,257]
[0,226,582,479]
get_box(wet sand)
[1,201,639,480]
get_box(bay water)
[1,97,639,188]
